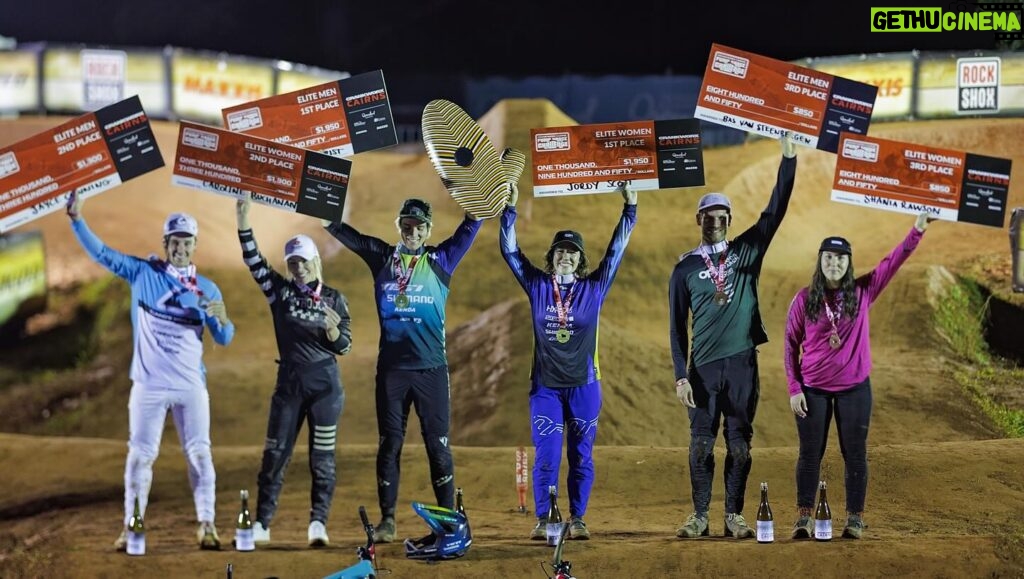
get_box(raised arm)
[433,214,483,275]
[237,193,284,303]
[499,183,542,290]
[590,184,638,293]
[863,213,930,303]
[750,133,798,246]
[322,219,391,273]
[66,190,142,281]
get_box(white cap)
[697,192,731,213]
[284,234,319,261]
[164,212,198,236]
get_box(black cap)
[550,230,584,251]
[819,236,852,255]
[399,198,432,224]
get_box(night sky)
[0,0,1004,78]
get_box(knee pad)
[728,440,751,466]
[689,436,716,462]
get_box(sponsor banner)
[0,96,165,233]
[277,66,350,95]
[0,229,47,329]
[831,133,1012,228]
[917,52,1024,118]
[0,49,41,112]
[170,121,350,222]
[695,44,878,153]
[531,119,705,197]
[806,54,915,119]
[42,48,168,116]
[222,69,397,158]
[171,52,274,123]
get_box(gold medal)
[714,291,728,306]
[829,332,842,350]
[395,293,410,308]
[555,328,570,343]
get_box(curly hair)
[805,254,859,322]
[543,246,590,278]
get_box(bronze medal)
[395,293,410,308]
[829,332,842,350]
[555,328,570,343]
[714,291,728,306]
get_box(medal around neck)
[421,99,526,220]
[828,332,842,349]
[714,291,728,306]
[555,328,571,343]
[395,293,410,308]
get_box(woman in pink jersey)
[783,212,934,540]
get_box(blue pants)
[687,348,760,516]
[530,382,602,519]
[796,377,873,513]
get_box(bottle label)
[756,520,774,542]
[546,522,563,547]
[126,531,145,556]
[815,520,832,540]
[235,528,255,551]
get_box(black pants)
[375,365,453,518]
[256,359,344,526]
[687,348,760,515]
[795,377,872,513]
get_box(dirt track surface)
[1,111,1023,578]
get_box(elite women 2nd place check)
[170,121,351,222]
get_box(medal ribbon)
[823,294,842,338]
[297,280,322,304]
[162,262,205,299]
[697,243,729,295]
[551,275,577,329]
[392,248,421,296]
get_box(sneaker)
[842,513,865,539]
[114,527,128,552]
[676,513,709,538]
[530,519,547,541]
[791,508,814,540]
[568,516,590,540]
[373,517,396,543]
[252,521,270,544]
[197,521,221,550]
[724,513,754,539]
[308,520,329,548]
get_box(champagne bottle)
[814,480,832,541]
[756,481,774,543]
[456,487,467,518]
[234,490,254,552]
[545,485,563,547]
[127,495,145,556]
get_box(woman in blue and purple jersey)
[784,212,934,541]
[499,182,637,541]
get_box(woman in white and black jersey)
[235,193,352,549]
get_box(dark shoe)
[676,513,709,538]
[568,516,590,540]
[530,519,546,541]
[791,508,814,540]
[373,517,396,543]
[842,513,865,539]
[197,521,221,550]
[724,513,754,539]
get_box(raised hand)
[236,192,252,230]
[66,191,84,221]
[781,131,796,159]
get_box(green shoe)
[676,513,709,538]
[842,513,865,539]
[724,513,754,539]
[568,516,590,540]
[530,519,546,541]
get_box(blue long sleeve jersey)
[72,219,234,389]
[325,216,481,370]
[500,204,637,389]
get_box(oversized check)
[221,69,397,158]
[694,43,879,153]
[171,121,351,222]
[0,96,164,233]
[531,119,705,197]
[831,133,1012,228]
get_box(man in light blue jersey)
[67,191,234,551]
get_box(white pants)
[123,382,216,525]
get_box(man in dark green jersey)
[669,133,797,539]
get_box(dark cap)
[550,230,584,252]
[819,236,852,255]
[399,198,432,224]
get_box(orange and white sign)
[695,43,879,153]
[831,133,1012,228]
